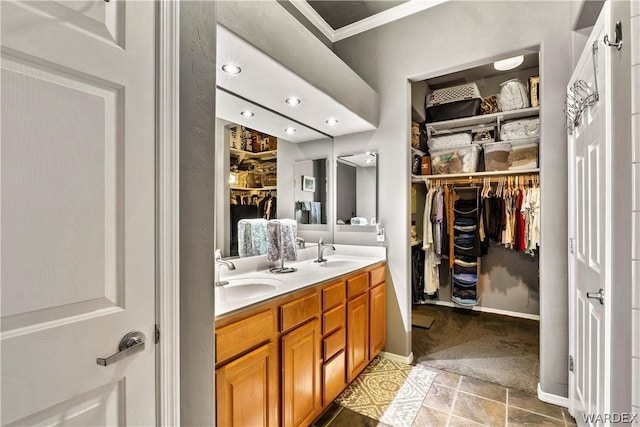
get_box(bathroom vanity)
[214,250,386,427]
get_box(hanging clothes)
[422,187,441,295]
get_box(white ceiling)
[216,25,376,142]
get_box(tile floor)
[314,366,576,427]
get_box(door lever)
[97,331,145,366]
[586,288,605,305]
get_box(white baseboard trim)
[416,300,540,321]
[379,351,414,364]
[537,383,569,408]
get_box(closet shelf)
[230,148,277,163]
[411,146,426,157]
[230,185,277,191]
[426,106,539,133]
[414,168,539,182]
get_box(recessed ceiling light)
[285,97,301,106]
[284,127,296,134]
[494,55,524,71]
[222,64,241,74]
[241,110,254,117]
[326,118,339,125]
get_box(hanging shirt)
[422,187,440,295]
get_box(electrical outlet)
[376,227,385,242]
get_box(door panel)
[568,4,609,425]
[1,1,156,425]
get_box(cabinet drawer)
[323,327,345,360]
[322,304,345,335]
[323,350,346,406]
[369,264,386,286]
[322,281,345,311]
[280,292,320,332]
[346,272,368,299]
[216,309,275,364]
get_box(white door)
[568,3,617,425]
[1,1,156,425]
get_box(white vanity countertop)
[215,245,386,318]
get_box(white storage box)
[482,142,511,171]
[428,132,472,150]
[500,117,540,140]
[508,139,539,170]
[430,144,481,175]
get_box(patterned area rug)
[335,357,436,427]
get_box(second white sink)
[217,278,284,302]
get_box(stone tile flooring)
[314,366,577,427]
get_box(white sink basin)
[217,278,284,302]
[308,259,359,269]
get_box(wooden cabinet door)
[281,319,321,427]
[369,282,386,358]
[346,292,369,382]
[216,342,278,427]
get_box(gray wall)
[333,1,572,397]
[179,2,217,425]
[337,162,357,222]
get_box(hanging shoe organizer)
[451,187,481,306]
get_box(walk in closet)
[410,51,541,318]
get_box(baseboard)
[379,351,414,364]
[417,300,540,321]
[537,383,569,408]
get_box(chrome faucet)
[315,237,335,263]
[214,249,236,287]
[296,237,305,249]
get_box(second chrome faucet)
[315,237,335,263]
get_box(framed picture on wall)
[302,176,315,192]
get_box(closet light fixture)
[493,55,524,71]
[240,110,254,118]
[326,118,339,126]
[222,64,242,74]
[285,97,301,106]
[284,127,296,134]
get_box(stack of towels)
[267,219,298,262]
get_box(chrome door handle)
[97,331,145,366]
[586,288,604,305]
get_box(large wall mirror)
[336,152,378,226]
[215,103,333,259]
[214,25,380,259]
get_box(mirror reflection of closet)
[336,152,378,226]
[294,158,328,225]
[228,124,278,257]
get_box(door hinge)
[569,355,574,372]
[155,324,160,344]
[569,238,575,254]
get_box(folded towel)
[238,219,268,257]
[453,273,478,285]
[267,219,298,262]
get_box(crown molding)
[333,0,449,42]
[289,0,336,42]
